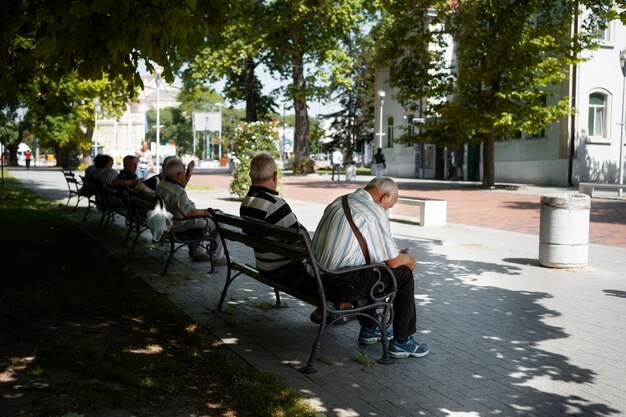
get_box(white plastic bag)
[147,198,173,242]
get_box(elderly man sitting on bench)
[156,158,226,264]
[240,154,352,324]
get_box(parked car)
[310,153,332,170]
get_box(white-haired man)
[312,177,430,358]
[156,158,225,264]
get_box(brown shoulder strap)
[341,194,371,264]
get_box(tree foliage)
[261,0,374,173]
[0,0,226,92]
[318,30,376,162]
[146,107,194,156]
[376,0,614,187]
[0,0,214,164]
[183,0,276,123]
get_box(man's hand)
[186,160,195,179]
[385,250,416,270]
[182,160,195,187]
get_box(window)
[387,117,394,148]
[592,19,610,42]
[588,93,607,138]
[406,115,415,143]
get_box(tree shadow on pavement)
[322,236,620,416]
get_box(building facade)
[93,74,180,162]
[375,13,626,186]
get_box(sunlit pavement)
[10,167,626,417]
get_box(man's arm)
[183,160,194,187]
[112,177,142,188]
[384,251,416,270]
[184,208,210,217]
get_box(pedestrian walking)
[331,149,343,181]
[372,148,386,178]
[136,141,155,179]
[25,149,32,170]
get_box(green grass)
[186,184,215,191]
[353,350,375,367]
[0,174,317,417]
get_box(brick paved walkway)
[190,172,626,248]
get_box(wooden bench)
[124,190,217,274]
[579,182,626,198]
[61,170,92,213]
[390,197,447,226]
[209,209,397,374]
[125,189,156,253]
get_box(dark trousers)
[261,260,316,294]
[322,265,416,340]
[331,164,341,180]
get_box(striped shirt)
[93,168,118,185]
[240,186,300,272]
[312,188,398,270]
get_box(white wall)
[574,18,626,184]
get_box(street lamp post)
[93,98,101,156]
[216,103,223,160]
[377,90,386,150]
[619,50,626,197]
[282,104,286,162]
[154,66,162,174]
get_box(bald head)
[249,154,278,184]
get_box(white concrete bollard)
[538,194,591,268]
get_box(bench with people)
[71,152,431,371]
[211,154,430,373]
[74,153,223,273]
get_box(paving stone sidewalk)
[10,167,626,417]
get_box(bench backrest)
[62,170,81,191]
[210,210,313,264]
[128,189,158,215]
[210,209,398,313]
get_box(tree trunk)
[291,51,310,174]
[482,132,495,188]
[244,57,258,123]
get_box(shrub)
[229,121,280,198]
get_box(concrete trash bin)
[538,194,590,268]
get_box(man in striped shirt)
[239,154,312,288]
[312,177,430,359]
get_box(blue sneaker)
[358,326,393,345]
[389,336,430,358]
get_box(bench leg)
[82,202,92,222]
[377,306,394,365]
[217,270,244,311]
[274,288,281,307]
[73,195,81,212]
[130,223,143,253]
[123,222,133,246]
[162,238,176,274]
[300,322,325,374]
